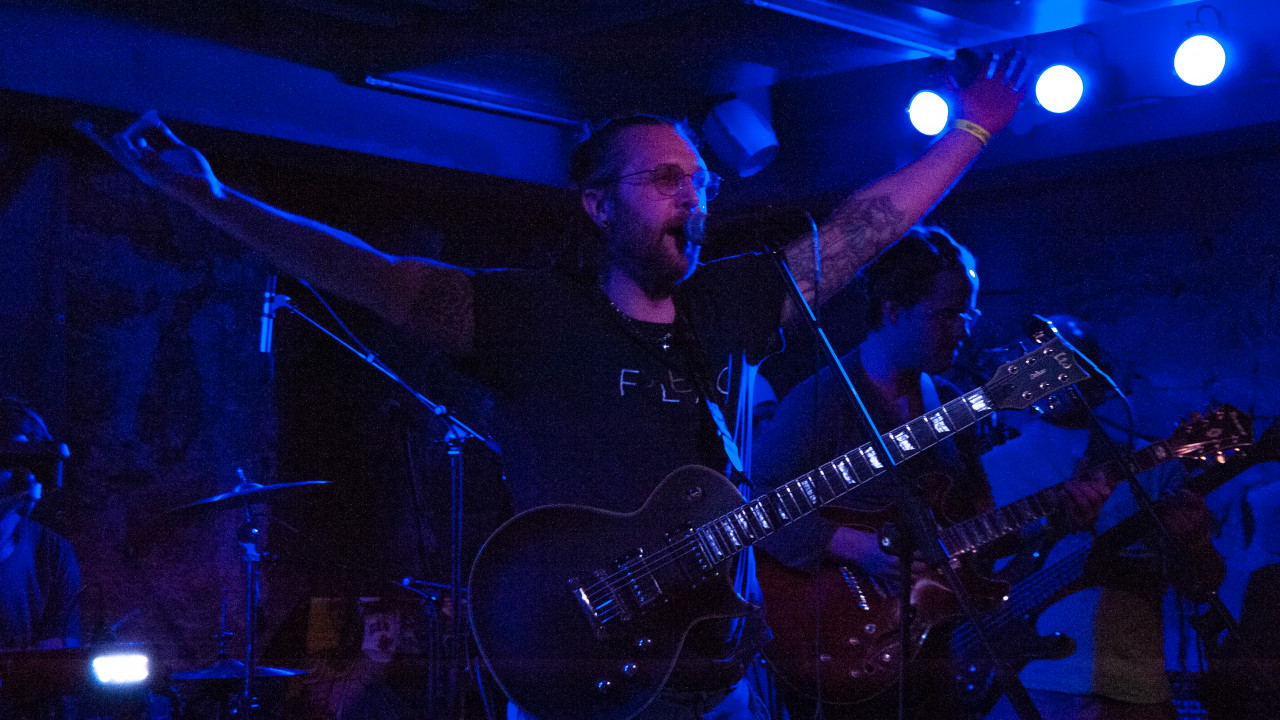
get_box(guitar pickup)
[570,569,630,638]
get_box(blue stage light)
[1035,65,1084,114]
[1174,35,1226,86]
[907,90,949,136]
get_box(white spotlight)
[1035,65,1084,114]
[92,653,150,684]
[907,91,949,136]
[1175,35,1226,86]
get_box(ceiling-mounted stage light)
[1035,65,1084,114]
[907,90,949,136]
[702,98,779,178]
[1174,34,1226,86]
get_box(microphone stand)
[275,294,494,720]
[765,242,1042,720]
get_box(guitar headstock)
[983,337,1091,411]
[1169,405,1254,460]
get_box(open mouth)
[669,213,706,248]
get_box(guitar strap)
[672,292,761,658]
[671,293,745,475]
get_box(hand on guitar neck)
[1058,469,1113,531]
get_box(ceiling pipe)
[364,75,582,127]
[744,0,957,59]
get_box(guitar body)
[758,505,1007,706]
[952,614,1078,716]
[468,465,753,720]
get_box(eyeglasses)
[599,163,722,202]
[929,306,983,325]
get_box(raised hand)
[83,110,225,200]
[950,50,1030,137]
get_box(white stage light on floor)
[1035,65,1084,114]
[92,653,150,684]
[1175,34,1226,86]
[907,91,949,136]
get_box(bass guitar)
[756,405,1254,706]
[468,338,1088,720]
[952,411,1270,718]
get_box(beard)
[605,207,699,299]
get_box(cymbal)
[168,480,330,513]
[171,657,306,680]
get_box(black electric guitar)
[467,338,1088,720]
[951,408,1262,718]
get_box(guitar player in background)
[981,316,1228,720]
[750,228,1112,720]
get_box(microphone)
[259,275,290,380]
[684,211,707,248]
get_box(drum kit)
[160,469,327,719]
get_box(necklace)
[600,289,675,353]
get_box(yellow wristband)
[953,118,992,146]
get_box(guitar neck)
[940,437,1182,557]
[691,387,998,564]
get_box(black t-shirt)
[467,253,785,514]
[0,518,81,649]
[466,254,784,688]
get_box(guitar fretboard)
[939,439,1179,557]
[692,388,998,564]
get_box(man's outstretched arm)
[95,112,475,355]
[780,52,1028,324]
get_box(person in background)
[981,316,1227,720]
[0,396,80,652]
[751,230,1111,720]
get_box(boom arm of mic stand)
[763,245,896,469]
[278,299,496,452]
[278,298,489,719]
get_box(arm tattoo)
[784,194,905,312]
[406,266,475,356]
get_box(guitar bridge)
[569,550,662,638]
